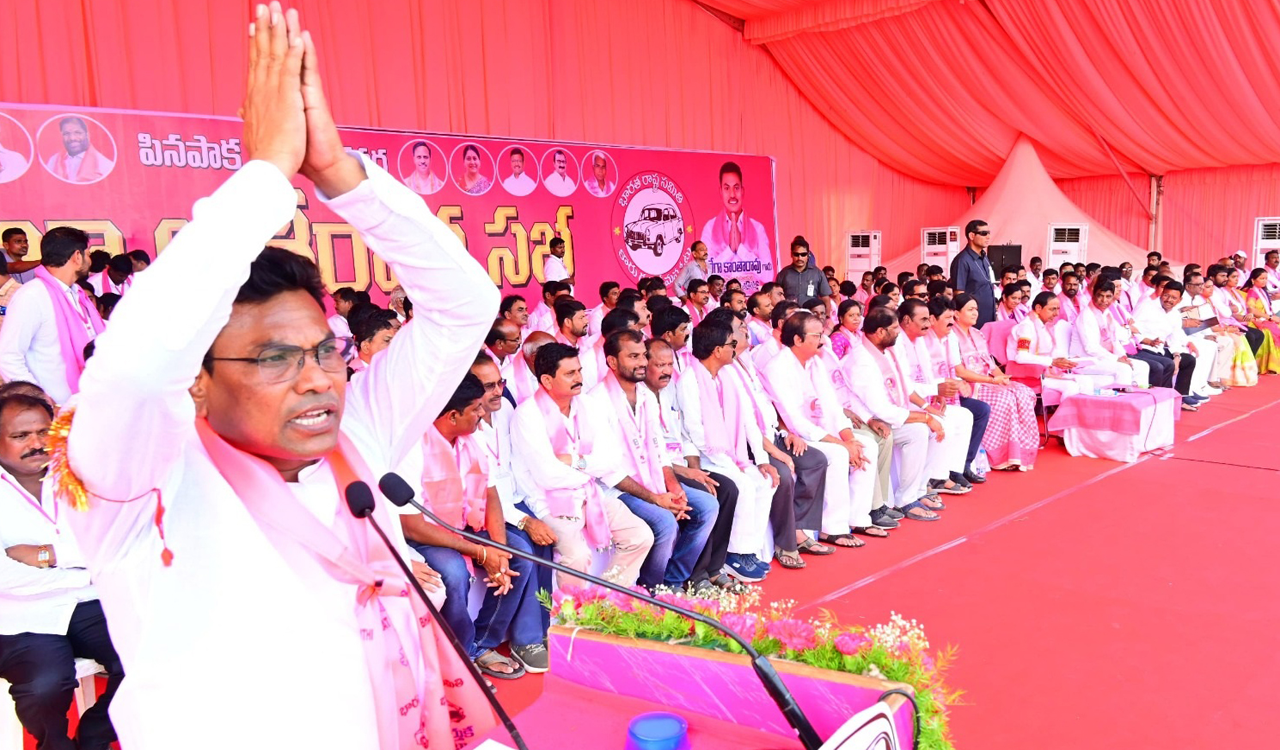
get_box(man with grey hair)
[583,150,615,196]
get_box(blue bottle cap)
[626,712,690,750]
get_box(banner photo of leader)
[0,103,780,305]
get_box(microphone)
[342,481,530,750]
[377,472,825,750]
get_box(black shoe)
[962,470,986,484]
[882,507,905,520]
[870,507,901,529]
[949,471,973,489]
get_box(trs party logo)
[611,170,694,282]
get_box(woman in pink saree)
[829,298,863,359]
[949,293,1040,470]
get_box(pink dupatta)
[34,266,104,394]
[690,359,750,469]
[601,372,666,494]
[193,420,492,750]
[532,388,610,549]
[420,427,488,532]
[861,338,910,407]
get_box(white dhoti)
[1188,338,1219,394]
[704,458,775,556]
[804,438,876,535]
[935,406,973,476]
[889,423,933,508]
[1074,358,1150,388]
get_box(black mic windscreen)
[378,472,416,507]
[344,481,376,519]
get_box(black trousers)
[1242,326,1265,355]
[770,434,827,552]
[0,600,123,750]
[1134,348,1196,394]
[687,471,739,584]
[1132,349,1175,388]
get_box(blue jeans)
[513,501,556,631]
[410,543,478,658]
[960,396,991,470]
[472,528,545,651]
[619,485,718,589]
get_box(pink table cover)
[1047,387,1181,435]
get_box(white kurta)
[0,274,96,403]
[65,156,497,750]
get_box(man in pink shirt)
[1056,272,1084,325]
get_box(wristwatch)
[36,545,51,569]
[517,516,529,531]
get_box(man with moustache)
[501,147,536,197]
[44,116,114,183]
[585,330,717,590]
[0,392,124,749]
[510,343,654,586]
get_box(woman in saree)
[829,298,863,359]
[947,293,1040,470]
[1204,265,1262,384]
[1245,268,1280,374]
[1230,267,1280,374]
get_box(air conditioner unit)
[844,230,881,280]
[1253,217,1280,268]
[1046,223,1088,266]
[920,226,961,268]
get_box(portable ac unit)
[844,230,881,280]
[920,226,961,268]
[1046,223,1088,266]
[1253,217,1280,268]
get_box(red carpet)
[30,381,1280,749]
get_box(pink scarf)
[601,372,666,494]
[861,337,909,407]
[508,350,538,404]
[924,330,963,403]
[955,325,994,377]
[193,420,491,750]
[690,359,750,469]
[420,426,488,532]
[731,358,773,436]
[532,388,610,549]
[34,266,104,395]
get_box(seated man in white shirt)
[642,339,745,591]
[470,353,554,649]
[760,311,877,548]
[1009,292,1110,398]
[1131,281,1204,410]
[398,374,543,680]
[586,330,718,590]
[745,291,774,347]
[483,318,522,406]
[839,308,945,522]
[510,343,654,587]
[524,280,568,337]
[677,317,782,583]
[1177,272,1231,393]
[750,300,798,369]
[1069,279,1150,388]
[0,392,123,750]
[500,293,531,332]
[0,227,103,404]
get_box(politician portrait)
[542,148,577,197]
[0,112,33,184]
[500,146,537,196]
[400,139,446,195]
[582,149,616,197]
[699,160,772,279]
[453,142,494,195]
[40,114,115,184]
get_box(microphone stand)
[344,485,530,750]
[379,474,825,750]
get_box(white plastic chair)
[0,658,103,747]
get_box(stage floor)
[33,380,1280,749]
[492,378,1280,749]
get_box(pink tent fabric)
[897,136,1148,269]
[701,0,1280,185]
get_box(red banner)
[0,104,778,306]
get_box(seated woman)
[995,283,1025,322]
[1244,268,1280,374]
[1006,291,1111,398]
[829,298,863,359]
[947,294,1040,471]
[1193,272,1257,387]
